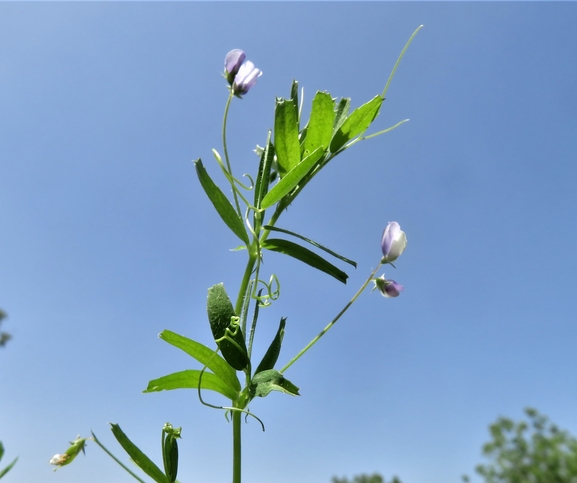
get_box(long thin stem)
[222,91,243,218]
[280,260,383,373]
[232,409,242,483]
[90,433,147,483]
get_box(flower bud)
[49,436,88,470]
[381,221,407,263]
[224,49,246,84]
[374,275,404,298]
[232,60,262,96]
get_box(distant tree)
[464,408,577,483]
[332,473,403,483]
[0,309,11,348]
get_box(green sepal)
[162,423,181,483]
[194,159,249,245]
[302,91,335,157]
[274,98,300,178]
[144,369,240,401]
[249,369,300,398]
[263,225,357,268]
[330,95,383,153]
[260,146,324,210]
[262,238,349,284]
[158,330,241,393]
[253,132,275,211]
[254,317,286,375]
[110,423,169,483]
[207,283,250,371]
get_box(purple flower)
[374,275,404,298]
[381,221,407,263]
[224,49,246,84]
[232,60,262,96]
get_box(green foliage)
[332,473,403,483]
[470,408,577,483]
[0,309,11,348]
[0,441,18,479]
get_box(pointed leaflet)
[254,317,286,375]
[249,369,300,398]
[290,79,300,126]
[207,283,249,371]
[253,132,275,211]
[333,98,351,134]
[262,238,349,284]
[263,225,357,268]
[194,159,249,245]
[260,146,324,210]
[330,95,384,153]
[274,98,300,178]
[144,370,239,401]
[302,92,335,157]
[109,424,169,483]
[158,330,240,392]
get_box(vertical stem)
[232,409,242,483]
[222,91,243,218]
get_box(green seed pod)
[207,283,249,371]
[162,423,181,483]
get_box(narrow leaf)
[263,225,357,268]
[330,95,384,153]
[207,283,249,371]
[109,424,169,483]
[303,92,335,157]
[254,317,286,375]
[253,132,275,211]
[260,146,324,210]
[0,458,18,479]
[274,98,300,177]
[159,330,240,392]
[249,369,300,398]
[333,98,351,134]
[262,238,349,284]
[194,159,249,245]
[290,79,299,125]
[144,370,239,401]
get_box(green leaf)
[158,330,240,392]
[253,132,275,211]
[263,225,357,268]
[194,159,249,245]
[330,95,384,153]
[333,98,351,134]
[254,317,286,375]
[260,146,324,210]
[0,457,17,479]
[109,424,169,483]
[303,92,335,157]
[274,98,300,177]
[249,369,300,398]
[290,79,300,125]
[262,238,349,284]
[207,283,249,371]
[144,370,239,401]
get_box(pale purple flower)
[374,275,404,298]
[224,49,246,84]
[232,60,262,96]
[381,221,407,263]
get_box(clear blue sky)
[1,3,577,483]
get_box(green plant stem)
[91,433,147,483]
[222,90,242,218]
[232,409,242,483]
[280,260,383,373]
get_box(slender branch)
[222,91,243,218]
[91,433,147,483]
[280,260,383,373]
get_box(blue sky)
[1,3,577,483]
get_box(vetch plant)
[52,26,422,483]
